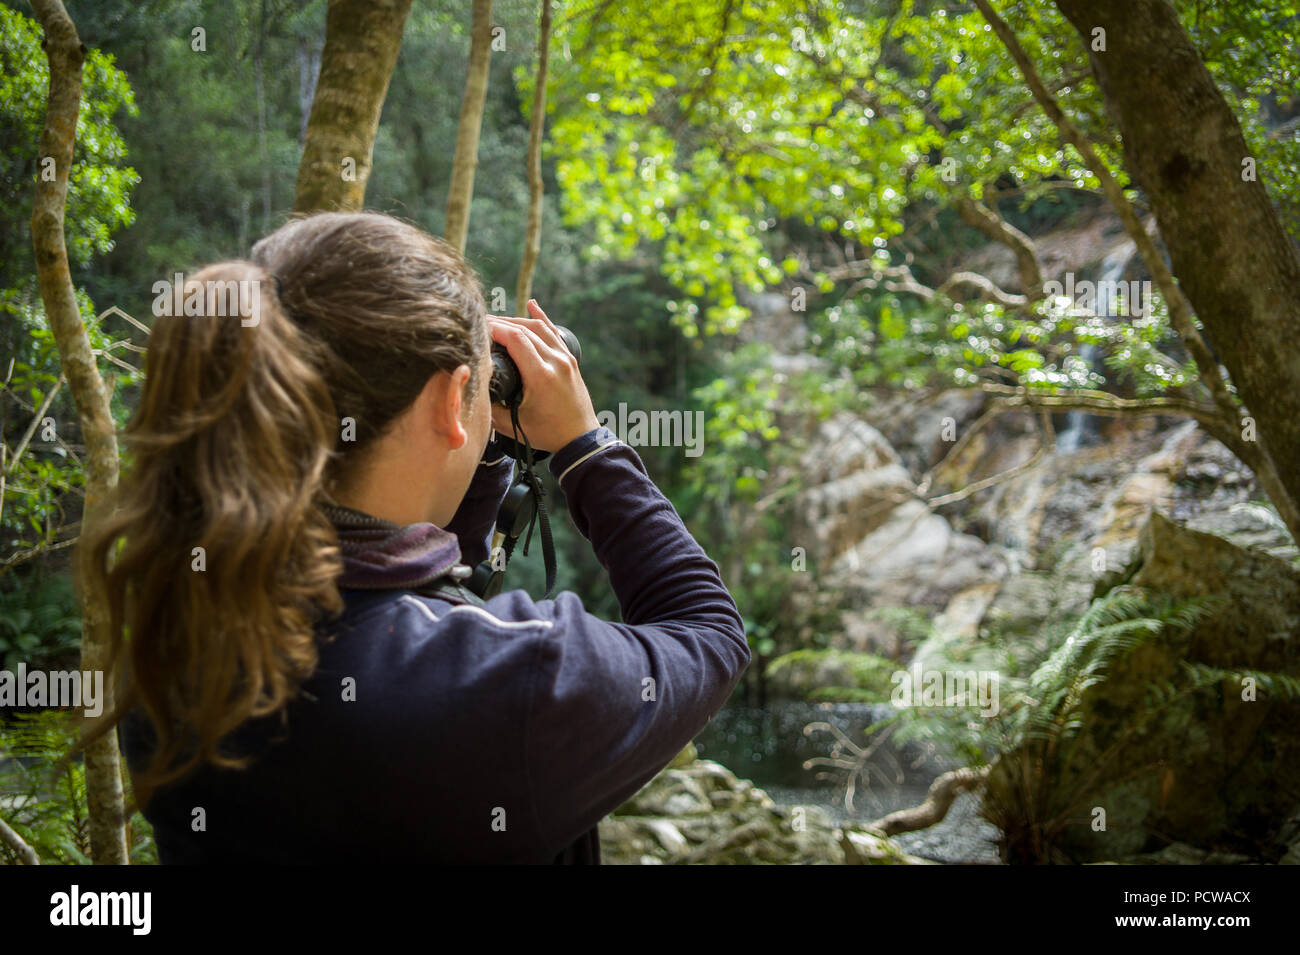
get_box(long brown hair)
[81,212,488,805]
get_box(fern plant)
[808,584,1300,860]
[0,709,156,865]
[975,588,1213,863]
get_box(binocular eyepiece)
[489,325,581,408]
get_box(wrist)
[548,425,623,486]
[551,414,601,454]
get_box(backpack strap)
[411,575,486,607]
[338,574,486,621]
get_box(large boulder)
[791,413,1009,655]
[987,510,1300,862]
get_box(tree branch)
[0,814,40,865]
[955,196,1044,298]
[866,765,990,836]
[4,376,62,479]
[928,408,1053,507]
[936,270,1028,307]
[969,2,1240,450]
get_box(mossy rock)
[987,511,1300,863]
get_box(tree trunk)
[29,0,129,866]
[1054,0,1300,526]
[293,0,414,213]
[444,0,494,253]
[515,0,553,310]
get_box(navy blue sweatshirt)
[121,426,750,863]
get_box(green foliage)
[547,0,1118,334]
[0,5,139,277]
[0,573,82,672]
[869,588,1207,765]
[0,709,156,865]
[1175,661,1300,705]
[1177,0,1300,238]
[766,647,900,703]
[1007,588,1208,749]
[682,344,784,502]
[2,283,145,561]
[543,0,1300,480]
[672,342,851,663]
[1,6,142,564]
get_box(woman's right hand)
[487,299,600,454]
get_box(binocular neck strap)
[509,402,558,600]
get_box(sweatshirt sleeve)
[443,436,513,568]
[482,426,751,855]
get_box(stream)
[692,700,1001,864]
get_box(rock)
[870,388,988,475]
[763,647,898,700]
[986,510,1300,863]
[642,819,689,855]
[1091,421,1201,548]
[829,500,1008,653]
[796,414,918,564]
[599,756,920,864]
[841,828,937,865]
[616,767,713,817]
[934,583,1002,641]
[669,742,698,769]
[1119,843,1254,866]
[981,569,1092,645]
[1273,810,1300,865]
[787,412,1010,657]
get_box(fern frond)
[1179,661,1300,702]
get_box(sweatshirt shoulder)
[336,588,556,636]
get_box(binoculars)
[489,325,582,408]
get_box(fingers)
[488,318,548,383]
[491,300,566,358]
[526,298,557,334]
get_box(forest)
[2,0,1300,879]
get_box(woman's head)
[83,212,491,803]
[251,211,491,490]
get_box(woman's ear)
[424,365,472,450]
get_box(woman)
[85,212,749,863]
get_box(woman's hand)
[487,299,600,453]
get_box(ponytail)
[82,261,344,806]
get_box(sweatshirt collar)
[322,503,469,591]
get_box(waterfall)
[1056,242,1135,453]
